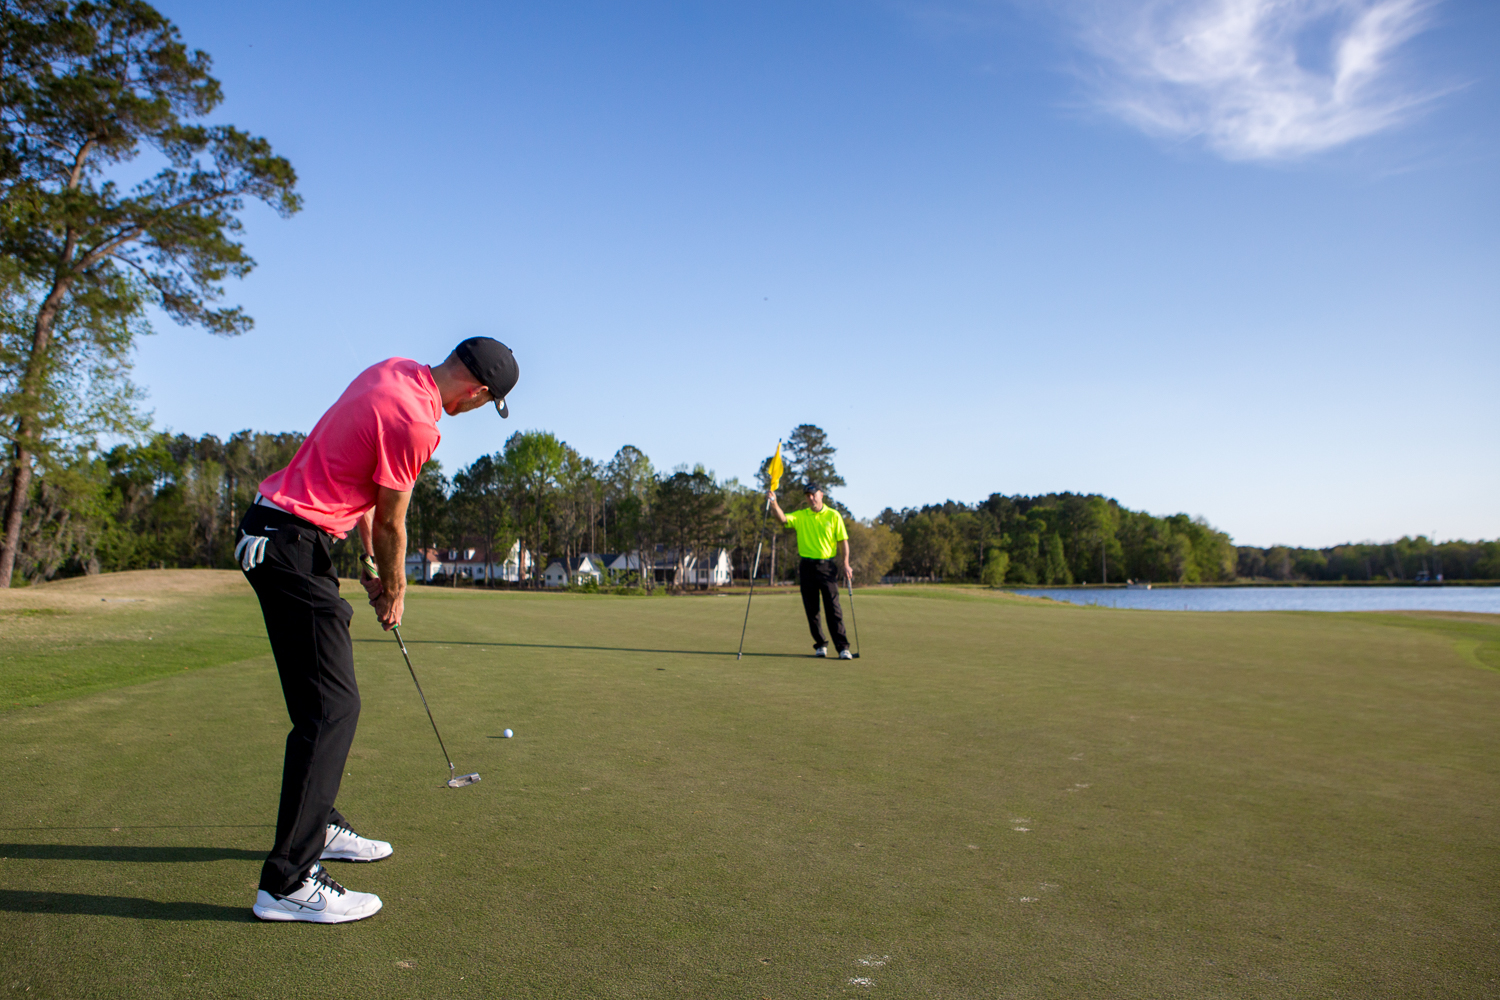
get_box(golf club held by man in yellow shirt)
[769,481,854,659]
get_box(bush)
[847,519,903,585]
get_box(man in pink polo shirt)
[237,337,518,924]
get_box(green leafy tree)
[785,423,845,497]
[96,431,187,569]
[550,447,594,563]
[0,0,299,586]
[846,517,902,585]
[654,466,724,589]
[500,430,565,585]
[721,480,766,581]
[1081,496,1119,584]
[1,246,145,575]
[12,442,109,578]
[573,456,605,555]
[980,546,1009,587]
[222,429,302,537]
[605,444,656,589]
[900,510,967,579]
[450,454,512,584]
[1043,532,1072,585]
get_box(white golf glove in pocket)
[235,533,270,571]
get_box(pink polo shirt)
[259,358,442,537]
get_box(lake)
[1005,586,1500,614]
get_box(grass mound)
[2,584,1497,997]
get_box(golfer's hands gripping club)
[360,576,384,602]
[357,556,400,629]
[372,584,404,630]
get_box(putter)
[845,576,862,658]
[392,626,480,788]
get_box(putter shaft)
[392,626,457,777]
[845,576,861,658]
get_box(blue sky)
[139,0,1497,547]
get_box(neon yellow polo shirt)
[784,506,848,559]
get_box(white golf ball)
[503,729,513,738]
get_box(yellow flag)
[767,442,784,492]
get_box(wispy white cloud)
[1068,0,1439,160]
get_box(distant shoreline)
[1016,580,1500,589]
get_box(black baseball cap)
[802,480,822,494]
[454,337,519,418]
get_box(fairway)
[2,573,1498,998]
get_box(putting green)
[2,573,1497,998]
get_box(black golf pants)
[239,503,358,896]
[798,557,849,653]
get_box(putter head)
[447,772,481,788]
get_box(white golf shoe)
[321,822,394,863]
[252,864,382,923]
[839,648,854,660]
[813,646,828,658]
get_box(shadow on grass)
[0,889,252,922]
[0,824,271,832]
[353,638,808,659]
[0,844,263,862]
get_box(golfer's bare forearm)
[769,494,787,525]
[372,523,406,595]
[371,486,412,594]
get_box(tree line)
[6,422,913,589]
[877,493,1238,585]
[1234,539,1500,583]
[12,416,1493,589]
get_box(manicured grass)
[0,570,268,708]
[2,574,1498,998]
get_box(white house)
[676,548,732,588]
[406,539,533,583]
[542,554,605,588]
[406,548,444,581]
[593,552,644,577]
[538,548,732,589]
[643,547,733,588]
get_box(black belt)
[249,495,327,535]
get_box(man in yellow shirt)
[769,481,854,659]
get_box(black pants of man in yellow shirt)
[799,557,849,653]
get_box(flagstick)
[737,494,772,660]
[738,441,782,660]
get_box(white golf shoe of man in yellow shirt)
[252,863,383,923]
[320,821,394,862]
